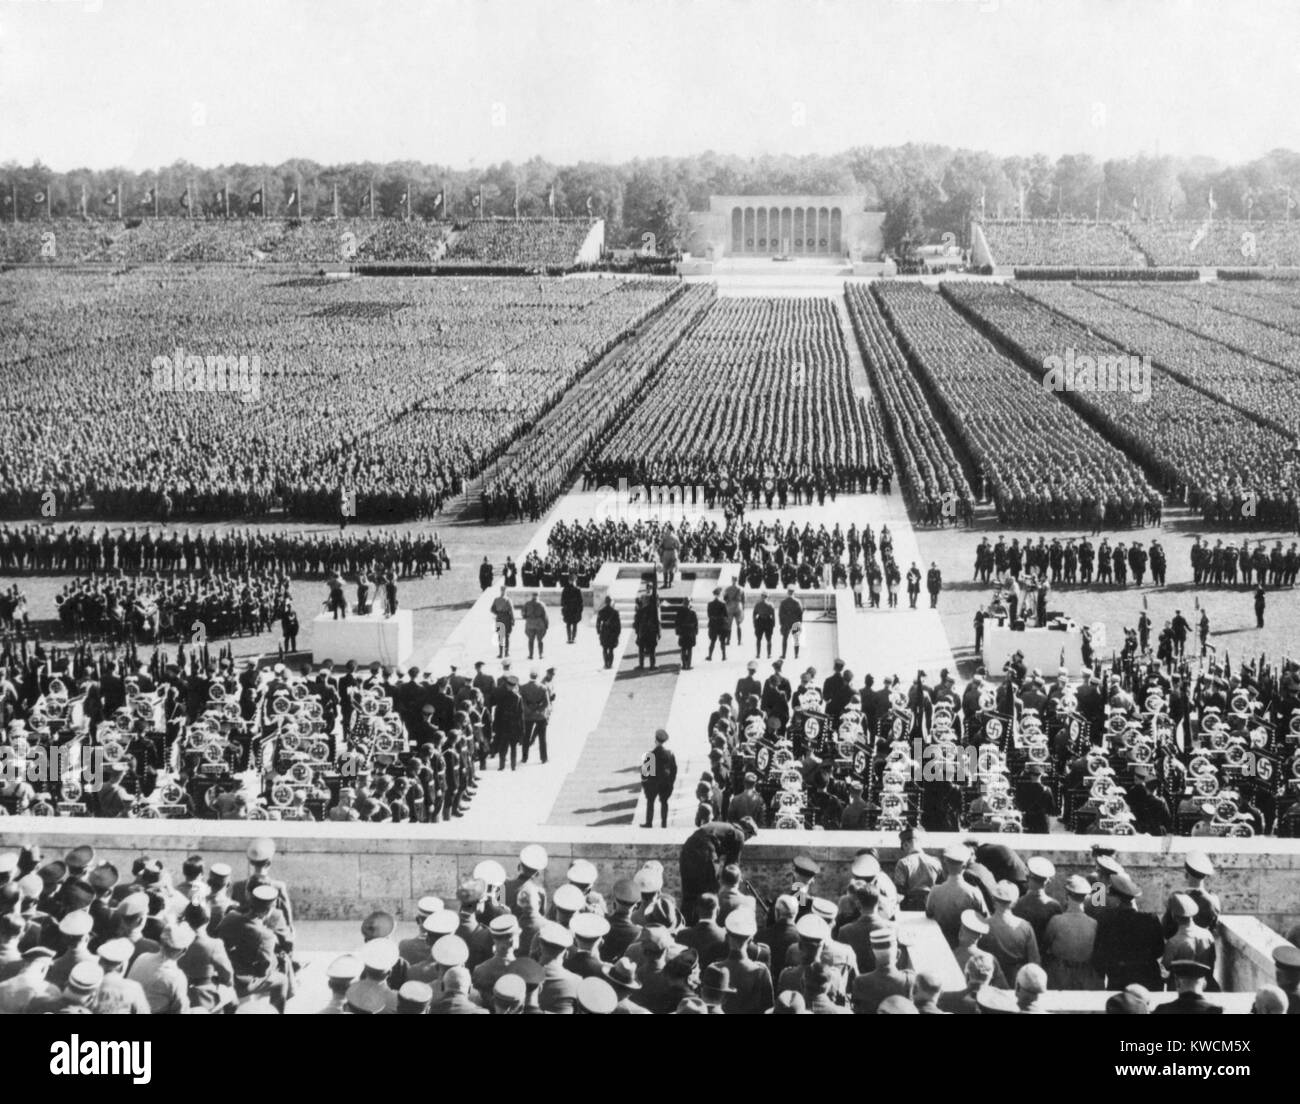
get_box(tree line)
[3,146,1299,251]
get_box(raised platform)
[311,608,413,668]
[983,624,1085,675]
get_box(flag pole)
[10,180,16,225]
[370,179,375,220]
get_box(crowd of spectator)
[978,220,1146,268]
[441,218,595,269]
[1127,220,1300,268]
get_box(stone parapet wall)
[3,820,1298,934]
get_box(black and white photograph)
[0,0,1298,1059]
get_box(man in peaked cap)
[721,906,774,1014]
[0,947,61,1014]
[982,881,1040,985]
[1093,874,1163,991]
[953,908,1007,988]
[318,954,363,1013]
[399,896,445,967]
[1271,945,1300,1014]
[1042,875,1100,990]
[472,914,520,1001]
[850,929,914,1014]
[505,844,549,917]
[1086,852,1124,917]
[566,912,610,978]
[566,859,598,895]
[92,938,150,1015]
[232,837,295,930]
[64,845,96,881]
[576,975,618,1015]
[491,972,526,1014]
[533,922,580,1013]
[679,816,756,924]
[1154,958,1222,1015]
[47,909,96,989]
[1162,893,1216,983]
[603,879,642,963]
[926,844,986,948]
[1014,857,1063,947]
[471,861,509,925]
[1162,850,1220,938]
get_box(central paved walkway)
[419,289,958,832]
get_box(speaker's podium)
[312,608,413,668]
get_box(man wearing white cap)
[720,907,774,1014]
[93,938,151,1015]
[505,844,549,917]
[567,912,610,978]
[534,922,580,1014]
[318,954,362,1013]
[953,909,1007,988]
[358,937,402,1010]
[406,912,459,984]
[1014,857,1063,947]
[58,960,104,1013]
[778,913,830,996]
[473,860,509,925]
[47,909,96,989]
[926,844,986,947]
[425,934,470,1004]
[472,914,521,1001]
[232,837,295,930]
[128,922,195,1014]
[1161,851,1220,938]
[981,881,1040,985]
[1042,875,1100,990]
[399,896,445,967]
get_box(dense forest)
[4,146,1299,251]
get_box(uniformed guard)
[505,844,549,917]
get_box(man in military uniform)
[504,844,549,917]
[1092,874,1163,991]
[1161,851,1220,937]
[1154,958,1221,1015]
[926,845,987,947]
[1042,875,1100,990]
[752,592,776,659]
[1272,945,1300,1013]
[679,817,757,924]
[231,837,295,931]
[1013,857,1063,947]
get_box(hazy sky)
[2,0,1297,170]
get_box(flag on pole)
[1207,188,1217,215]
[178,189,190,209]
[141,186,155,208]
[548,183,555,214]
[471,191,481,213]
[585,194,594,216]
[249,188,263,215]
[433,189,444,213]
[104,186,118,207]
[287,189,298,212]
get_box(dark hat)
[700,963,735,994]
[603,958,641,990]
[1168,958,1212,978]
[792,855,820,878]
[1106,988,1150,1014]
[506,957,545,987]
[1272,945,1300,971]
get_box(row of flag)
[2,180,597,219]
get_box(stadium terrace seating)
[441,218,595,269]
[978,220,1146,268]
[1128,219,1300,268]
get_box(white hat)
[552,884,586,913]
[569,912,611,941]
[361,937,399,973]
[473,860,507,887]
[519,844,548,872]
[432,934,469,967]
[725,910,757,938]
[537,922,573,950]
[795,914,830,942]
